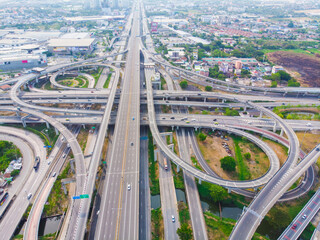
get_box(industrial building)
[48,38,96,55]
[0,54,47,71]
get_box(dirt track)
[267,51,320,87]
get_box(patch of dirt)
[197,132,237,180]
[263,139,288,166]
[296,130,320,153]
[267,51,320,87]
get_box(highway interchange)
[0,0,319,239]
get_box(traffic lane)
[283,196,320,240]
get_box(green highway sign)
[80,194,89,199]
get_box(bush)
[180,80,188,89]
[198,132,207,141]
[177,223,193,240]
[205,86,213,91]
[244,152,251,160]
[220,156,236,172]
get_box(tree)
[198,132,207,141]
[209,184,228,203]
[177,223,193,240]
[271,81,278,88]
[277,70,291,81]
[180,80,188,89]
[288,21,294,28]
[11,169,20,177]
[209,184,228,218]
[244,152,251,160]
[220,156,236,172]
[205,86,212,91]
[288,79,300,87]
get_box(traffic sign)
[80,194,89,199]
[103,161,106,164]
[73,196,80,199]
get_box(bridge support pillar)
[227,188,232,194]
[22,119,26,128]
[172,126,174,131]
[45,121,50,129]
[259,111,263,118]
[222,99,225,103]
[176,126,179,130]
[154,149,159,162]
[16,111,21,117]
[70,159,75,173]
[194,127,198,131]
[280,128,284,137]
[62,183,68,195]
[177,165,180,172]
[204,98,206,102]
[55,127,59,135]
[254,187,258,192]
[82,124,86,129]
[36,77,39,83]
[244,105,247,112]
[185,97,187,101]
[198,179,201,184]
[168,144,174,152]
[273,123,277,132]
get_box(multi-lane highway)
[94,3,141,239]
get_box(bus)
[164,158,168,170]
[0,192,8,207]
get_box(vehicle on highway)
[52,172,56,177]
[291,224,297,229]
[131,142,134,146]
[132,117,135,120]
[214,122,219,125]
[191,119,196,122]
[17,107,21,111]
[0,192,8,206]
[213,119,217,121]
[186,121,190,123]
[164,158,168,170]
[127,184,131,191]
[33,156,40,170]
[27,193,32,200]
[302,214,307,219]
[66,118,70,121]
[162,117,166,120]
[170,117,175,119]
[306,122,312,127]
[91,91,94,93]
[172,215,175,222]
[63,154,66,158]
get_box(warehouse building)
[0,54,47,71]
[47,38,96,55]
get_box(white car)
[172,215,175,222]
[127,184,131,191]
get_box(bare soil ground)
[198,134,237,180]
[263,139,288,166]
[267,51,320,87]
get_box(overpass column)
[204,97,206,102]
[82,124,86,129]
[69,159,75,173]
[198,179,202,184]
[176,165,180,172]
[244,104,247,112]
[227,188,232,194]
[45,121,50,129]
[222,99,225,103]
[172,126,174,131]
[154,148,159,162]
[259,111,263,118]
[22,119,26,128]
[280,128,284,137]
[273,122,277,132]
[55,127,59,135]
[185,97,187,101]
